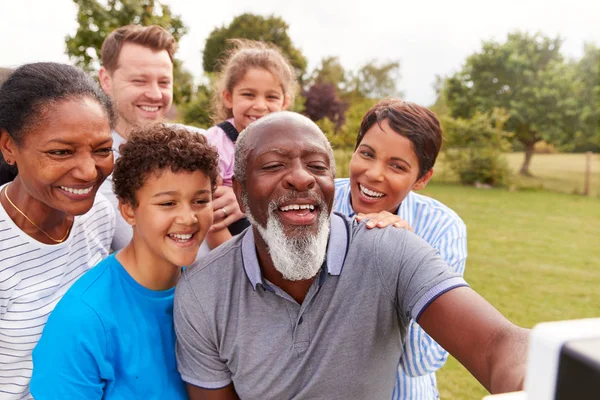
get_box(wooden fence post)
[584,151,592,196]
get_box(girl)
[0,62,116,399]
[202,39,297,250]
[31,124,220,399]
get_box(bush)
[441,109,513,187]
[534,141,558,154]
[181,84,213,129]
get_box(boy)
[31,123,219,399]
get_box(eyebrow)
[152,189,211,198]
[258,146,327,157]
[358,143,412,166]
[45,138,113,146]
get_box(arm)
[30,300,106,399]
[187,383,240,400]
[418,286,529,394]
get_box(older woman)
[0,62,116,399]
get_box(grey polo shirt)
[174,213,467,399]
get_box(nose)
[176,204,199,226]
[145,82,162,101]
[283,160,315,192]
[252,96,268,111]
[72,154,98,182]
[365,161,385,182]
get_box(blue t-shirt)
[30,254,187,400]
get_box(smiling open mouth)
[139,105,160,112]
[276,203,318,225]
[168,232,196,243]
[359,183,385,199]
[60,186,94,195]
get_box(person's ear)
[98,67,113,96]
[232,177,245,214]
[118,198,136,227]
[223,90,233,109]
[413,169,434,191]
[0,129,18,165]
[282,94,291,110]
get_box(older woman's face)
[10,97,113,216]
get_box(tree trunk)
[519,142,535,176]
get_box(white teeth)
[140,106,159,112]
[279,204,315,212]
[170,233,193,240]
[360,184,385,198]
[60,186,93,195]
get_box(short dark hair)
[0,62,115,184]
[101,25,177,73]
[112,123,219,207]
[356,98,442,179]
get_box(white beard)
[243,192,330,281]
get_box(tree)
[202,13,307,79]
[66,0,192,104]
[302,83,348,131]
[444,31,581,176]
[573,43,600,151]
[309,56,347,92]
[348,60,402,99]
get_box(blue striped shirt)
[333,178,468,400]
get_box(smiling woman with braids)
[0,62,116,399]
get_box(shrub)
[441,109,513,187]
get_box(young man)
[174,112,529,399]
[97,25,242,251]
[334,99,467,399]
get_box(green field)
[421,184,600,399]
[333,150,600,398]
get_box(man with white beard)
[174,112,529,400]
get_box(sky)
[1,0,599,105]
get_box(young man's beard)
[243,191,330,281]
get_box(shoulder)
[73,193,115,244]
[62,255,115,303]
[77,192,115,227]
[333,179,353,215]
[80,192,115,221]
[169,123,206,136]
[204,123,227,140]
[49,257,115,325]
[406,191,466,234]
[185,234,245,283]
[334,177,351,190]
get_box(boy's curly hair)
[113,123,219,207]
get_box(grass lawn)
[504,153,600,197]
[333,149,599,398]
[417,184,599,399]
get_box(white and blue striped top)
[333,178,467,400]
[0,187,115,399]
